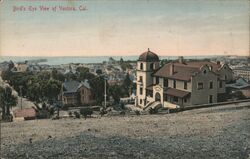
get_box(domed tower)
[136,48,160,107]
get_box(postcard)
[0,0,249,159]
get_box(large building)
[135,49,233,108]
[233,67,250,82]
[60,80,95,106]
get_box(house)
[12,62,28,72]
[233,67,250,82]
[135,49,234,109]
[13,108,37,121]
[60,80,95,106]
[226,77,250,98]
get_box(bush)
[135,110,140,115]
[80,107,93,119]
[73,111,80,118]
[99,108,107,116]
[68,111,73,117]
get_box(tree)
[122,73,133,96]
[0,86,17,120]
[109,84,123,104]
[89,76,105,104]
[120,62,132,71]
[120,57,124,64]
[96,69,102,75]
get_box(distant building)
[233,67,250,82]
[12,62,28,72]
[136,49,234,109]
[13,108,37,121]
[226,77,250,98]
[60,80,95,106]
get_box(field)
[1,102,250,159]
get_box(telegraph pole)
[104,78,107,109]
[19,86,23,110]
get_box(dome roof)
[138,48,159,62]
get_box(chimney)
[170,63,175,75]
[178,56,184,64]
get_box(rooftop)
[138,48,159,62]
[154,60,222,81]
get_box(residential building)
[226,77,250,98]
[12,62,28,72]
[60,80,95,106]
[233,67,250,82]
[135,49,233,108]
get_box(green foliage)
[1,70,62,104]
[80,107,93,119]
[0,86,17,119]
[109,84,126,104]
[52,69,65,82]
[96,69,102,75]
[122,73,133,96]
[120,62,132,71]
[73,111,80,118]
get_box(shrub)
[74,111,80,118]
[80,107,93,119]
[135,110,140,115]
[68,111,73,117]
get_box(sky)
[0,0,249,57]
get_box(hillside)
[1,102,250,159]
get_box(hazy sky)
[0,0,249,57]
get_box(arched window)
[150,63,154,70]
[140,63,143,70]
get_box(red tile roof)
[13,108,36,118]
[164,88,190,98]
[154,61,221,81]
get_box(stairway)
[144,101,162,111]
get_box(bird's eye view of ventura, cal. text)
[0,0,249,158]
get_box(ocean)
[0,56,217,65]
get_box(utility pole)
[19,86,23,110]
[104,78,107,109]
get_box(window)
[209,81,213,89]
[140,88,143,95]
[164,79,168,87]
[197,82,203,90]
[173,97,178,103]
[140,99,142,104]
[164,95,168,101]
[219,81,223,88]
[184,81,187,90]
[209,95,213,103]
[225,75,227,80]
[140,63,143,70]
[155,77,159,84]
[184,98,187,103]
[173,80,176,88]
[139,76,143,82]
[150,63,154,70]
